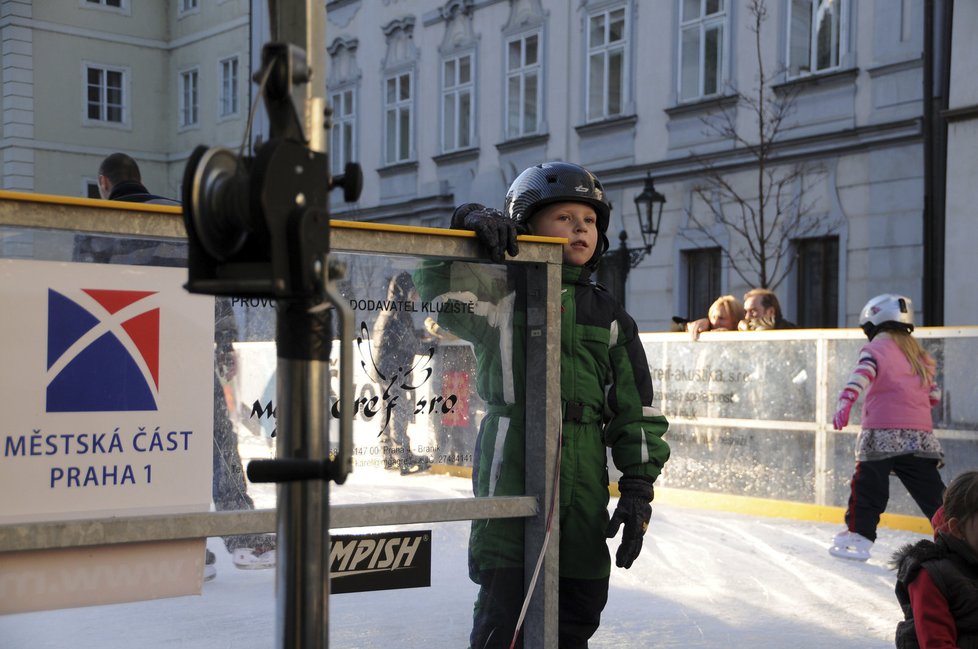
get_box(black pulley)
[182,146,252,261]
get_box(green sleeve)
[603,312,670,481]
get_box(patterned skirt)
[855,428,944,467]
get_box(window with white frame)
[788,0,845,77]
[180,69,199,128]
[505,31,542,139]
[86,65,125,124]
[86,0,123,8]
[586,6,628,122]
[384,71,413,164]
[442,53,474,152]
[179,0,198,15]
[329,86,356,176]
[679,0,726,102]
[220,57,239,118]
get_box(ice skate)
[232,545,276,570]
[828,530,873,561]
[399,453,431,476]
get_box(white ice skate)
[232,546,276,570]
[828,530,873,561]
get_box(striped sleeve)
[838,348,878,402]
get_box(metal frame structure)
[640,326,978,507]
[0,192,564,648]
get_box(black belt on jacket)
[564,401,586,422]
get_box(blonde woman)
[686,295,746,340]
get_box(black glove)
[451,203,520,263]
[605,476,653,569]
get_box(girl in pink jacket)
[829,294,945,561]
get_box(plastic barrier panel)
[640,330,978,514]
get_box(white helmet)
[859,293,914,339]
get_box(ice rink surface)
[1,465,925,649]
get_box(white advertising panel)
[0,259,214,612]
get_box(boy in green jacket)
[415,161,670,648]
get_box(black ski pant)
[470,568,609,649]
[844,454,945,542]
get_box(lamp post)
[599,173,667,306]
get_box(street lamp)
[627,172,667,268]
[598,173,667,307]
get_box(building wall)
[944,0,978,326]
[1,0,956,331]
[323,0,929,331]
[0,0,249,200]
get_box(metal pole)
[261,3,334,647]
[275,299,332,649]
[269,0,328,153]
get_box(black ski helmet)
[503,161,612,263]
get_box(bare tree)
[683,0,829,291]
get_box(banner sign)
[0,259,214,612]
[330,530,431,594]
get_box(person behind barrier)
[371,271,433,474]
[892,470,978,648]
[94,153,275,578]
[209,299,276,575]
[829,293,945,562]
[738,287,796,330]
[684,295,746,340]
[96,152,180,204]
[414,161,670,649]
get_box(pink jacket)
[861,337,934,431]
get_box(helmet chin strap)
[863,322,914,340]
[861,323,878,341]
[584,233,610,268]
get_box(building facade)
[944,0,978,327]
[0,0,252,201]
[323,0,937,331]
[2,0,971,331]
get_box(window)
[788,0,845,77]
[795,236,838,327]
[86,181,100,199]
[505,32,541,139]
[586,6,628,122]
[220,57,239,117]
[384,72,413,164]
[86,65,125,124]
[179,0,198,14]
[86,0,122,7]
[180,69,199,128]
[684,247,721,320]
[442,53,474,152]
[329,87,356,176]
[679,0,726,102]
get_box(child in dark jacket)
[415,161,670,649]
[892,470,978,649]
